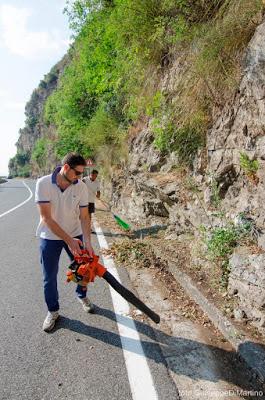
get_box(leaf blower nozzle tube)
[103,271,160,324]
[66,252,160,324]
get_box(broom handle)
[98,197,112,211]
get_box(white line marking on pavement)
[93,218,159,400]
[0,181,33,219]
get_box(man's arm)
[80,206,93,256]
[96,190,100,199]
[37,203,83,255]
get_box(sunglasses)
[70,167,83,176]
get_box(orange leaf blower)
[66,250,160,324]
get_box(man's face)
[90,173,98,181]
[63,164,85,183]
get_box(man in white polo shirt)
[83,169,100,216]
[83,169,100,230]
[35,153,94,332]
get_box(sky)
[0,0,73,176]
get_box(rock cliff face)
[228,248,265,329]
[206,21,265,333]
[207,21,265,222]
[10,55,69,177]
[108,19,265,333]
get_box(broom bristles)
[113,214,131,231]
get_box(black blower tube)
[103,271,160,324]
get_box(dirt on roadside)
[94,209,265,398]
[95,208,264,347]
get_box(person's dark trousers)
[88,203,95,214]
[39,235,87,312]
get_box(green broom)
[98,198,131,231]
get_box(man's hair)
[91,169,98,174]
[62,152,86,168]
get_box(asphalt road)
[0,179,178,400]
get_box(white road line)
[93,218,159,400]
[0,181,33,219]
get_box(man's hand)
[84,240,94,257]
[67,238,83,256]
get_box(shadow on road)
[55,306,265,399]
[93,224,168,239]
[131,224,168,239]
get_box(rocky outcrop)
[108,18,265,333]
[205,21,265,328]
[206,21,265,225]
[9,55,69,177]
[228,247,265,332]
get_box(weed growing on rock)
[202,218,255,287]
[239,152,259,184]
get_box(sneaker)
[77,297,94,313]
[42,311,59,332]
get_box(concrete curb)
[165,260,265,385]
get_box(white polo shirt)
[35,167,88,240]
[83,177,100,203]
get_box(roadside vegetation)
[239,152,260,184]
[8,151,31,178]
[200,178,258,287]
[9,0,263,176]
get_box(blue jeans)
[39,236,87,312]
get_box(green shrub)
[55,129,88,159]
[17,164,31,178]
[239,152,259,176]
[80,107,121,149]
[203,216,255,286]
[152,110,205,165]
[206,225,239,259]
[32,138,49,168]
[8,151,31,177]
[205,224,239,286]
[146,91,164,117]
[16,151,30,166]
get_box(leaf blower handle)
[102,271,160,324]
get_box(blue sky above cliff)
[0,0,72,175]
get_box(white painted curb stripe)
[93,219,158,400]
[0,181,33,219]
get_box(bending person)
[35,152,94,333]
